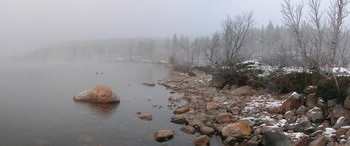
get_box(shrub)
[316,76,350,102]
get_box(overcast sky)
[0,0,332,59]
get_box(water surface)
[0,61,221,146]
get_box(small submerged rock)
[73,85,120,103]
[139,114,153,121]
[142,82,156,87]
[153,130,174,142]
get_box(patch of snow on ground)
[239,59,350,77]
[244,96,283,111]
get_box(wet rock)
[142,82,156,87]
[212,72,227,88]
[294,120,313,133]
[191,69,206,76]
[139,114,153,121]
[247,139,259,146]
[310,130,323,137]
[231,107,240,115]
[165,83,177,89]
[280,92,304,113]
[153,130,174,142]
[189,119,204,127]
[206,102,219,111]
[277,114,284,120]
[333,116,350,129]
[192,135,210,146]
[284,124,295,131]
[305,94,317,109]
[213,96,227,102]
[292,136,311,146]
[223,137,238,145]
[207,110,220,115]
[188,71,196,76]
[335,127,350,137]
[215,113,233,124]
[262,126,284,133]
[344,90,350,109]
[296,106,308,115]
[316,97,327,114]
[306,107,324,123]
[284,111,295,120]
[171,114,186,124]
[181,125,196,135]
[308,136,326,146]
[173,106,188,114]
[199,125,215,135]
[230,86,257,96]
[261,131,291,146]
[221,121,251,138]
[74,85,120,103]
[328,105,345,125]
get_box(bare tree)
[281,0,309,72]
[207,32,220,64]
[337,29,350,70]
[326,0,350,91]
[207,12,254,77]
[308,0,325,73]
[327,0,350,73]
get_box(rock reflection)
[76,102,119,119]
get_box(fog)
[0,0,286,59]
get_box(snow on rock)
[323,128,336,137]
[276,119,288,127]
[284,132,306,141]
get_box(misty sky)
[0,0,332,59]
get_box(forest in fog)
[12,0,350,74]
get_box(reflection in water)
[75,102,119,119]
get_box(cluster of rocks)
[158,71,350,146]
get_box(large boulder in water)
[74,85,120,103]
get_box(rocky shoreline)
[158,71,350,146]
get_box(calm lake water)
[0,61,222,146]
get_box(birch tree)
[308,0,325,73]
[327,0,350,73]
[281,0,309,72]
